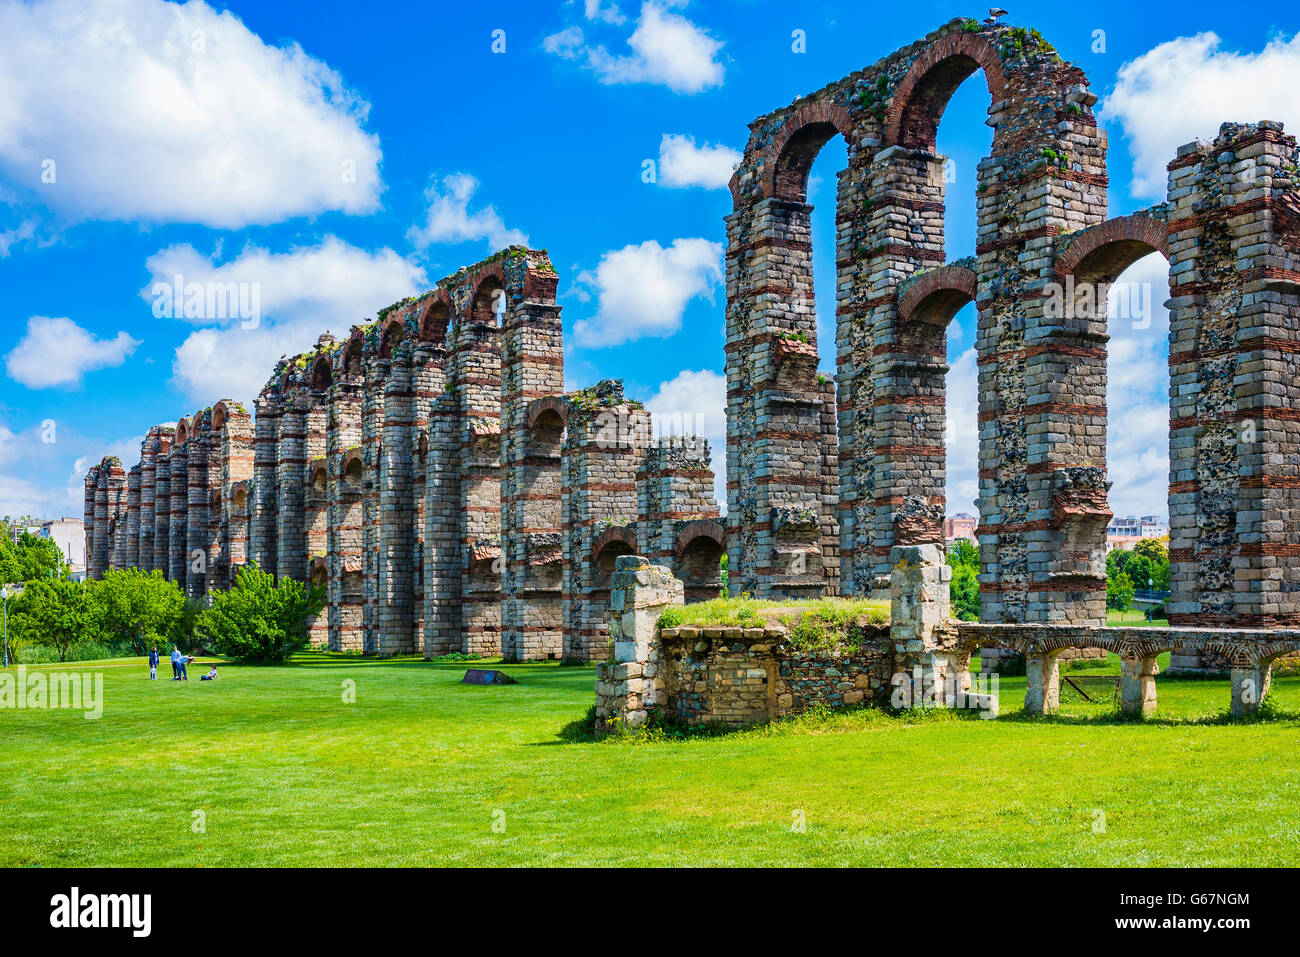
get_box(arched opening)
[679,533,726,603]
[379,321,404,360]
[529,407,565,459]
[343,454,363,489]
[175,419,189,446]
[421,299,451,342]
[311,356,332,392]
[311,463,327,493]
[344,339,362,377]
[232,486,247,512]
[211,405,226,431]
[471,276,506,324]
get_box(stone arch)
[310,555,328,588]
[1053,213,1172,285]
[760,99,855,201]
[420,295,453,342]
[675,518,726,559]
[211,404,227,432]
[175,418,190,446]
[527,395,570,431]
[885,31,1006,151]
[471,269,508,324]
[231,483,249,512]
[897,263,979,327]
[593,524,637,558]
[342,448,363,486]
[593,528,636,581]
[676,519,726,602]
[378,318,405,359]
[344,337,363,377]
[311,354,333,391]
[310,459,328,492]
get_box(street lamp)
[1,584,10,668]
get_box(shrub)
[195,563,325,663]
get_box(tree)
[88,569,188,655]
[1132,537,1168,565]
[195,563,325,663]
[0,530,68,584]
[1107,569,1135,612]
[10,579,91,662]
[946,539,980,621]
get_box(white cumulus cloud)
[544,1,724,94]
[406,173,529,251]
[1102,31,1300,199]
[657,133,740,188]
[572,237,722,347]
[141,238,427,405]
[0,0,383,227]
[5,316,140,389]
[645,367,726,507]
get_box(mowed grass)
[2,651,1300,867]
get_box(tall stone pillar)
[153,443,172,575]
[378,347,416,656]
[252,388,281,575]
[1167,121,1300,633]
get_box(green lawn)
[2,652,1299,867]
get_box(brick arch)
[343,334,364,376]
[1053,213,1172,284]
[527,394,570,431]
[593,525,637,558]
[175,417,190,445]
[885,31,1006,151]
[378,317,405,359]
[420,292,454,342]
[760,99,855,201]
[897,264,979,326]
[311,354,333,391]
[675,518,726,559]
[341,447,364,482]
[469,265,509,323]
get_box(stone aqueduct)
[86,19,1300,682]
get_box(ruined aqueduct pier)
[86,18,1300,674]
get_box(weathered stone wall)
[86,247,722,661]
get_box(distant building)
[38,518,86,577]
[1106,514,1168,552]
[945,512,977,542]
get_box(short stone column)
[1231,662,1272,718]
[1024,652,1061,715]
[593,555,684,733]
[1120,656,1159,717]
[889,544,965,701]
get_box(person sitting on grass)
[200,664,218,681]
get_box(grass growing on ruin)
[3,651,1300,867]
[659,595,888,631]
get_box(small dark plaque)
[462,669,518,685]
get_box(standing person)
[149,647,160,680]
[171,646,182,681]
[178,653,192,681]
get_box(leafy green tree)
[1106,569,1135,611]
[88,569,188,655]
[0,530,69,584]
[1132,537,1168,565]
[945,539,980,620]
[10,579,91,662]
[195,563,325,663]
[1123,553,1157,592]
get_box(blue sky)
[2,0,1298,524]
